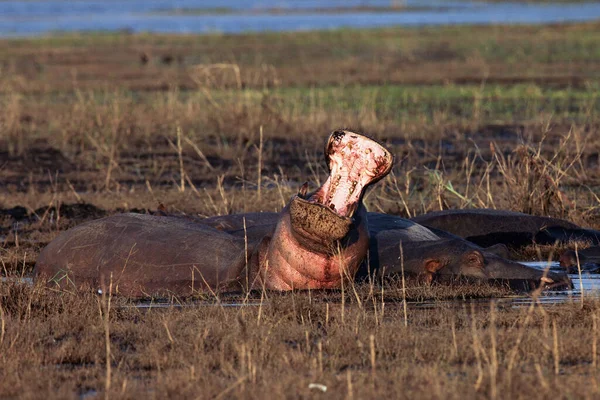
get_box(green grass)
[5,22,600,66]
[18,82,600,131]
[139,83,598,124]
[272,84,600,120]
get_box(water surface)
[3,260,598,309]
[2,0,600,37]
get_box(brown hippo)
[559,246,600,274]
[410,209,600,249]
[34,130,393,297]
[201,211,570,290]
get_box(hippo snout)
[484,256,573,291]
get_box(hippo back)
[366,212,440,241]
[411,209,581,248]
[35,213,249,296]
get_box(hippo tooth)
[346,202,358,218]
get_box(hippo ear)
[422,258,444,284]
[425,258,443,273]
[559,250,576,268]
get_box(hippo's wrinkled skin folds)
[34,130,394,296]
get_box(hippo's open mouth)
[303,130,393,218]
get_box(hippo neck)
[257,206,369,290]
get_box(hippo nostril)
[332,130,345,141]
[298,182,308,198]
[325,131,346,171]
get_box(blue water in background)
[1,0,600,37]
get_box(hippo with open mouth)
[34,130,393,296]
[35,130,570,297]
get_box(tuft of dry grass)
[0,280,599,398]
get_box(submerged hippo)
[201,211,569,290]
[411,209,600,249]
[35,130,393,296]
[559,246,600,274]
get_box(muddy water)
[523,261,600,291]
[3,260,599,309]
[3,0,600,37]
[1,276,33,285]
[516,261,600,306]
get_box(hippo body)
[36,208,571,295]
[411,209,600,248]
[202,211,569,289]
[35,130,394,296]
[35,213,249,296]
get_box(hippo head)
[559,249,583,269]
[374,237,572,291]
[430,240,572,290]
[260,130,393,290]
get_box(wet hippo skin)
[410,209,600,249]
[35,213,249,296]
[560,246,600,273]
[202,211,570,290]
[35,130,394,296]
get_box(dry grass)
[0,281,599,399]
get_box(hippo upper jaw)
[257,130,392,291]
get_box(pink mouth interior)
[308,131,392,217]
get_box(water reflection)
[521,260,600,299]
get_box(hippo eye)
[467,251,485,268]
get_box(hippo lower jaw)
[288,196,353,254]
[434,261,572,291]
